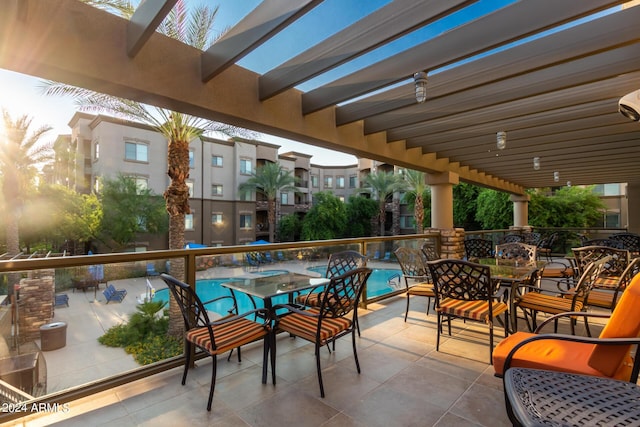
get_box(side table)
[504,368,640,426]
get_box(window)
[185,214,194,230]
[186,181,194,197]
[211,213,223,225]
[349,175,357,188]
[132,176,148,192]
[240,159,252,175]
[189,150,195,168]
[324,176,333,189]
[211,155,223,167]
[281,193,289,205]
[240,214,252,229]
[400,216,416,229]
[605,212,620,228]
[593,183,622,196]
[239,191,251,201]
[311,175,319,188]
[336,176,345,189]
[211,184,223,196]
[124,141,148,162]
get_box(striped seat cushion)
[542,267,574,278]
[185,318,268,355]
[517,292,583,314]
[594,276,620,289]
[277,308,352,343]
[295,292,324,307]
[407,283,435,297]
[437,298,508,323]
[587,288,616,308]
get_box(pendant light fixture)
[496,131,507,150]
[414,72,427,103]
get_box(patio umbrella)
[250,240,270,245]
[184,243,208,249]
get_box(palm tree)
[363,171,407,236]
[239,162,297,242]
[402,169,429,234]
[0,110,54,282]
[41,0,252,337]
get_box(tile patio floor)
[9,279,603,427]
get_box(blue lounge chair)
[381,251,391,261]
[263,252,275,263]
[54,293,69,307]
[246,252,261,267]
[103,284,127,304]
[276,251,286,261]
[146,262,159,276]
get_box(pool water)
[306,266,401,297]
[154,267,402,317]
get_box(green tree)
[301,192,347,240]
[402,169,430,233]
[344,195,378,237]
[453,182,482,230]
[475,189,512,230]
[239,162,297,242]
[20,184,101,252]
[277,213,301,242]
[0,110,54,259]
[99,175,168,250]
[529,186,605,227]
[42,0,251,337]
[363,171,407,236]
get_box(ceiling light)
[554,171,560,182]
[533,157,540,170]
[414,72,427,104]
[567,181,571,187]
[496,131,507,150]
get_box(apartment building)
[46,113,416,251]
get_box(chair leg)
[315,343,325,398]
[352,329,361,374]
[489,320,494,365]
[261,335,269,384]
[436,313,441,351]
[426,296,430,316]
[584,316,592,337]
[207,356,217,411]
[182,340,192,385]
[270,331,277,385]
[404,294,410,322]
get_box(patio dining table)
[478,259,547,332]
[220,272,330,314]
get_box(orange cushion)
[588,273,640,376]
[186,318,268,355]
[438,299,507,323]
[492,332,603,378]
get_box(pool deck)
[6,258,603,426]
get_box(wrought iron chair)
[610,232,640,257]
[571,245,630,281]
[495,242,537,266]
[395,247,436,320]
[464,238,494,261]
[273,268,372,397]
[427,259,509,364]
[514,257,608,335]
[536,232,557,261]
[500,233,525,244]
[582,238,625,249]
[494,270,640,384]
[160,273,273,411]
[421,241,440,261]
[295,250,367,307]
[585,257,640,312]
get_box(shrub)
[98,301,182,364]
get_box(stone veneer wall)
[436,228,465,259]
[17,272,55,342]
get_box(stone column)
[510,194,530,228]
[427,171,458,229]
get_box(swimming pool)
[154,267,402,317]
[306,266,401,298]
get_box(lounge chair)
[146,262,160,276]
[54,293,69,307]
[493,268,640,382]
[103,284,127,304]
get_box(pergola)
[1,0,640,226]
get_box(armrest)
[272,303,320,318]
[534,311,611,333]
[503,333,640,382]
[202,294,238,316]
